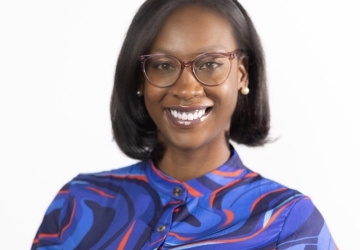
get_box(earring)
[240,87,250,95]
[137,90,143,97]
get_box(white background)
[0,0,359,249]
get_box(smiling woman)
[31,0,337,249]
[140,5,250,181]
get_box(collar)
[145,149,254,201]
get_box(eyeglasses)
[139,49,240,88]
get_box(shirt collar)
[145,148,253,199]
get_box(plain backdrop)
[0,0,359,249]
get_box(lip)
[164,105,213,128]
[166,104,211,111]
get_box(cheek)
[143,84,166,118]
[144,83,157,102]
[218,77,239,108]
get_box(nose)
[169,66,204,100]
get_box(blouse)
[32,150,337,249]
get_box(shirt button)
[173,187,182,196]
[157,225,166,232]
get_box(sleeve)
[276,196,338,250]
[31,183,73,250]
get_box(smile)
[169,108,207,121]
[166,107,212,127]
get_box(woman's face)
[143,5,248,153]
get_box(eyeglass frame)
[139,49,241,88]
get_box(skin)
[143,5,248,181]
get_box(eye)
[199,61,223,70]
[153,62,175,71]
[196,55,225,71]
[147,56,177,72]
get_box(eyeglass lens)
[143,53,231,87]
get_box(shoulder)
[276,195,337,249]
[44,161,149,216]
[251,175,321,224]
[231,150,305,201]
[51,161,147,201]
[239,175,337,248]
[242,173,306,209]
[77,160,147,177]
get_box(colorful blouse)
[32,150,337,249]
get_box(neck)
[156,141,231,182]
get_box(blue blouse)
[32,150,337,249]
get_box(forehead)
[149,5,237,57]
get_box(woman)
[32,0,337,249]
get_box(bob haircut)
[111,0,270,160]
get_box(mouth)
[166,107,212,126]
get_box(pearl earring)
[137,90,143,97]
[240,87,249,95]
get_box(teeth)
[188,113,194,121]
[170,110,177,118]
[169,109,207,121]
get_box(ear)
[138,75,145,94]
[137,83,144,97]
[237,57,249,91]
[139,82,144,92]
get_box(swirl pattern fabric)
[32,150,337,249]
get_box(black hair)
[110,0,270,160]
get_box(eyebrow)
[149,45,229,55]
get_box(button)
[173,187,182,196]
[157,225,166,232]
